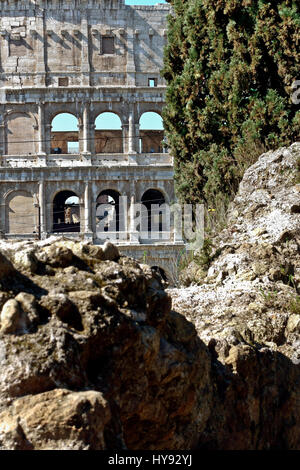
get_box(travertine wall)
[5,189,38,234]
[0,0,169,88]
[51,131,79,154]
[0,0,184,276]
[140,130,164,153]
[94,130,123,154]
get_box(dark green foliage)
[162,0,300,209]
[194,238,213,270]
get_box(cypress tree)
[162,0,300,213]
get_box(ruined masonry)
[0,0,184,279]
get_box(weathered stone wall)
[51,131,79,154]
[5,189,38,234]
[140,130,164,153]
[0,0,170,155]
[0,91,167,156]
[0,0,169,88]
[94,130,123,154]
[0,0,181,277]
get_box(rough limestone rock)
[172,143,300,354]
[0,239,212,450]
[102,241,120,261]
[0,299,28,335]
[170,143,300,449]
[0,389,111,450]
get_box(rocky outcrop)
[170,143,300,449]
[172,143,300,355]
[0,389,111,450]
[0,239,212,450]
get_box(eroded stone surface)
[0,240,212,450]
[169,143,300,449]
[172,143,300,359]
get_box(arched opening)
[151,266,168,283]
[95,112,122,154]
[141,189,165,235]
[139,112,164,154]
[6,190,38,234]
[96,189,121,237]
[52,190,80,233]
[51,113,79,155]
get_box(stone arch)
[95,112,122,129]
[91,105,124,123]
[141,188,166,234]
[96,188,123,237]
[5,111,37,155]
[139,111,164,153]
[5,190,38,234]
[50,112,80,154]
[52,190,80,233]
[137,103,164,120]
[50,111,80,127]
[138,109,163,123]
[94,112,123,154]
[141,185,169,205]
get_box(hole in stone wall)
[141,189,165,234]
[94,112,122,154]
[139,112,164,153]
[58,77,69,86]
[102,36,115,54]
[51,113,79,154]
[96,189,121,234]
[53,190,80,233]
[148,78,157,87]
[151,266,168,282]
[291,205,300,214]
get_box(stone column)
[81,11,90,86]
[122,124,128,154]
[84,182,93,240]
[91,200,97,236]
[38,102,46,155]
[0,122,5,159]
[82,102,91,155]
[1,33,10,74]
[35,12,46,86]
[127,103,138,164]
[135,122,141,154]
[38,180,47,237]
[90,124,96,155]
[129,184,139,243]
[45,124,52,155]
[128,111,135,154]
[46,201,52,235]
[126,29,136,86]
[0,201,6,235]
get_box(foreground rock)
[0,389,111,450]
[0,239,212,450]
[170,143,300,448]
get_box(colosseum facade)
[0,0,184,280]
